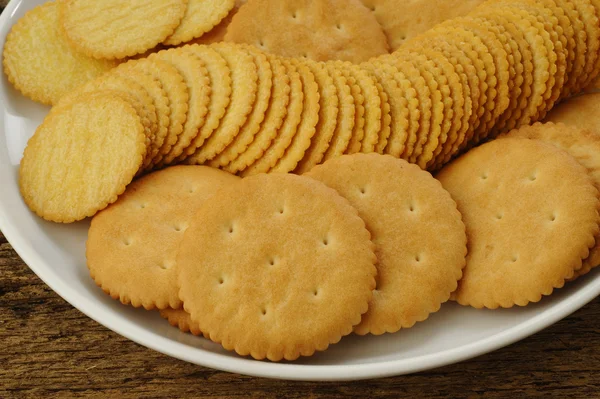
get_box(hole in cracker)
[228,224,234,234]
[278,206,285,215]
[481,173,488,180]
[336,24,342,30]
[261,308,267,316]
[323,237,329,246]
[140,203,147,209]
[313,289,319,296]
[496,213,503,220]
[292,12,297,19]
[550,213,557,222]
[511,255,518,263]
[409,203,415,212]
[188,188,196,194]
[123,238,131,246]
[528,173,537,181]
[174,225,183,232]
[268,257,276,266]
[258,40,265,47]
[415,254,421,263]
[159,263,168,270]
[218,277,224,285]
[359,187,366,195]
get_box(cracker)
[337,63,382,154]
[409,31,478,164]
[1,1,117,105]
[111,58,189,167]
[223,56,290,174]
[224,0,389,63]
[160,309,206,337]
[437,138,600,308]
[240,60,303,176]
[295,60,339,174]
[568,0,600,92]
[87,165,239,309]
[163,0,235,46]
[176,173,377,361]
[340,70,366,155]
[359,0,486,50]
[321,66,356,161]
[504,122,600,279]
[553,0,589,97]
[19,93,146,223]
[58,74,158,169]
[306,154,466,334]
[360,62,414,159]
[482,1,565,120]
[373,81,392,154]
[148,48,211,166]
[185,43,257,165]
[545,93,600,134]
[186,0,246,45]
[270,60,320,174]
[111,67,170,169]
[210,45,272,168]
[173,45,231,163]
[59,0,188,59]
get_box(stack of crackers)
[5,0,600,361]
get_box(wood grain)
[2,226,600,398]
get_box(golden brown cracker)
[270,60,320,174]
[160,309,206,337]
[504,122,600,279]
[176,173,377,361]
[210,45,272,168]
[360,0,486,50]
[224,0,389,63]
[295,60,339,174]
[59,0,188,59]
[437,138,600,308]
[321,66,356,161]
[223,56,291,174]
[240,60,303,176]
[19,93,146,223]
[2,1,117,105]
[163,0,235,46]
[545,93,600,134]
[306,154,466,334]
[86,165,240,310]
[149,48,211,166]
[360,62,414,160]
[185,43,257,165]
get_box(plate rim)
[1,0,600,381]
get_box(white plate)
[2,0,600,382]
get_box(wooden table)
[2,227,600,398]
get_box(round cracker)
[223,56,291,174]
[359,0,485,50]
[19,93,146,223]
[240,60,303,176]
[306,154,466,334]
[186,43,257,165]
[437,138,600,308]
[504,122,600,279]
[2,1,117,105]
[360,62,413,159]
[295,60,339,174]
[176,173,377,361]
[321,66,356,161]
[337,63,382,154]
[210,45,273,168]
[163,0,235,46]
[58,74,158,169]
[224,0,389,63]
[373,81,392,154]
[270,60,320,174]
[149,48,211,166]
[569,0,600,91]
[111,58,189,168]
[59,0,188,59]
[86,165,240,310]
[111,67,170,169]
[340,71,366,155]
